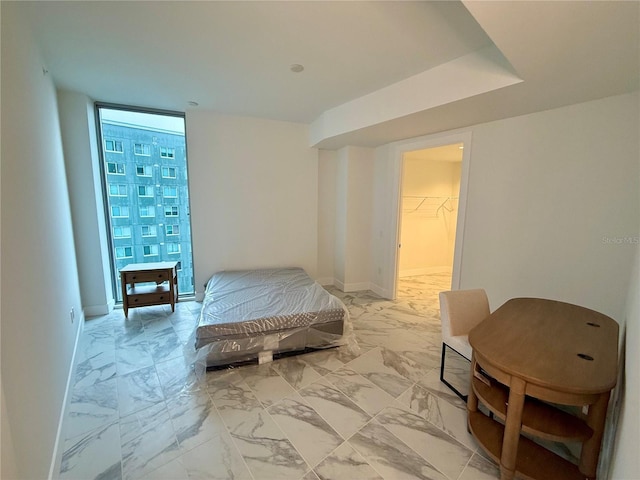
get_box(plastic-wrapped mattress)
[192,267,352,367]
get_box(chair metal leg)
[440,343,469,402]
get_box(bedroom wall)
[610,243,639,479]
[57,90,114,316]
[186,111,319,297]
[373,93,638,322]
[334,146,374,291]
[1,4,84,479]
[458,92,638,321]
[317,149,338,284]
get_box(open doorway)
[396,143,463,298]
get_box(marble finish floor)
[59,274,500,480]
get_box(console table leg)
[500,377,526,480]
[580,392,610,480]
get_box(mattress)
[192,267,351,367]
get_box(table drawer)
[127,292,171,306]
[124,270,170,283]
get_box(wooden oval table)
[467,298,618,480]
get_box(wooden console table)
[467,298,618,480]
[120,262,178,318]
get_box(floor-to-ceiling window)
[97,105,194,301]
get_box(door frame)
[388,131,472,299]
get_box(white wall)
[57,90,114,315]
[186,111,319,296]
[610,243,639,479]
[333,146,374,291]
[1,4,84,478]
[459,93,638,321]
[317,149,337,284]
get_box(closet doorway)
[396,143,463,295]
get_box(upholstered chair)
[439,289,490,400]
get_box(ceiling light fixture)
[187,101,199,107]
[290,64,304,73]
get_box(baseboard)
[399,266,453,278]
[83,300,114,317]
[370,282,393,299]
[48,310,85,480]
[342,281,370,292]
[316,277,334,287]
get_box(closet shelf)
[402,196,458,216]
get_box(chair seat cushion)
[445,334,472,360]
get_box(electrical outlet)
[70,307,75,324]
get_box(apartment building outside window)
[98,106,194,301]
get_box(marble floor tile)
[326,367,396,416]
[77,328,116,363]
[145,326,185,363]
[120,401,181,480]
[73,349,117,388]
[117,365,165,417]
[375,404,473,480]
[417,367,467,411]
[458,453,501,480]
[139,458,188,480]
[298,377,371,439]
[226,407,309,479]
[271,355,324,389]
[300,347,353,376]
[346,347,414,398]
[59,275,499,480]
[60,421,122,480]
[155,355,204,398]
[313,441,383,480]
[64,377,119,440]
[349,421,448,480]
[165,389,226,452]
[178,431,253,480]
[396,383,477,451]
[238,363,298,407]
[267,394,344,467]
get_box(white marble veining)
[59,274,501,479]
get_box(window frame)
[106,162,126,175]
[139,205,156,218]
[111,205,130,218]
[134,143,151,156]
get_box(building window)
[141,225,157,237]
[165,224,179,236]
[161,167,176,178]
[99,106,194,300]
[160,147,175,159]
[115,246,133,259]
[167,243,181,255]
[164,206,179,217]
[134,143,151,156]
[113,226,132,238]
[111,205,129,218]
[107,162,125,175]
[136,165,152,177]
[109,184,128,196]
[139,205,155,218]
[163,186,178,198]
[143,245,159,256]
[138,185,154,197]
[105,139,123,153]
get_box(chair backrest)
[439,289,490,338]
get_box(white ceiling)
[16,1,640,149]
